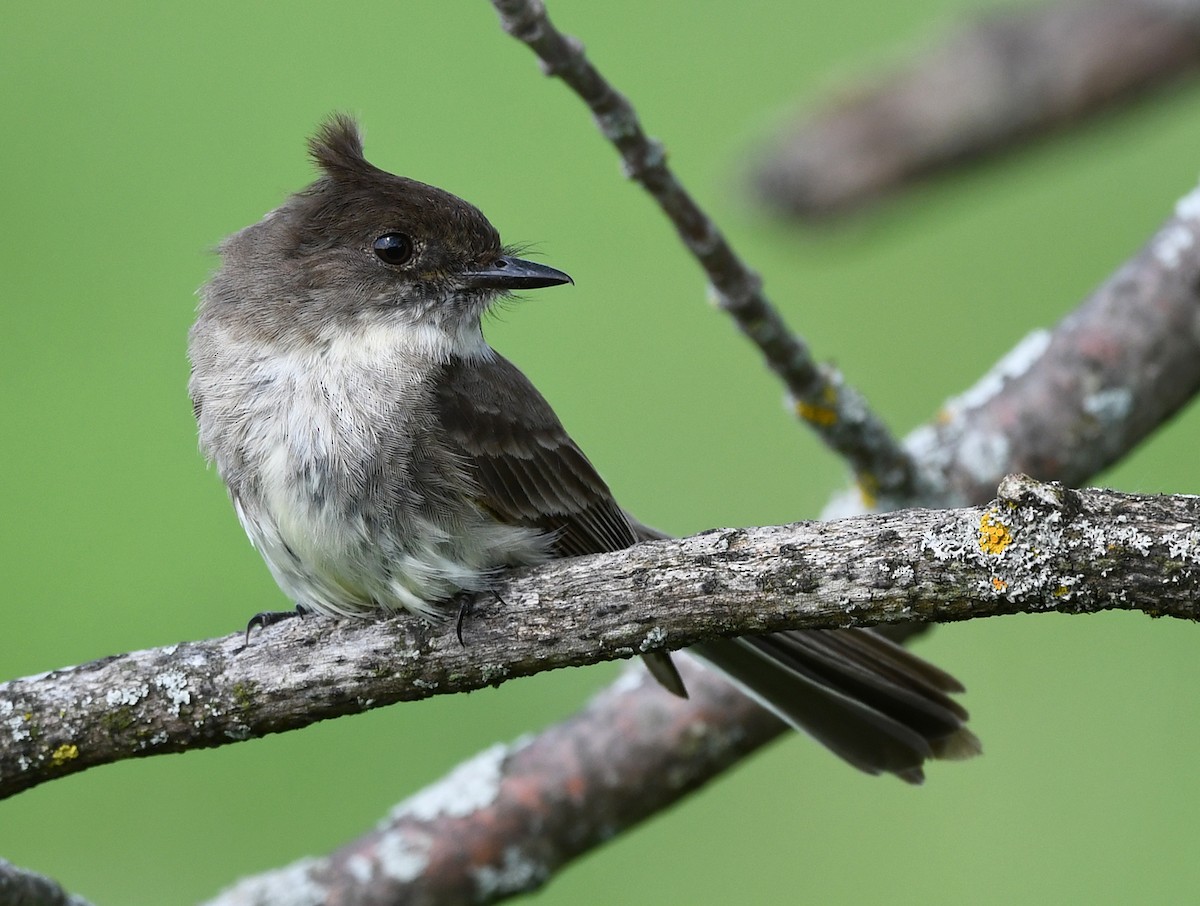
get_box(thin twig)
[488,0,921,501]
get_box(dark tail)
[690,631,979,783]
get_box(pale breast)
[190,320,550,620]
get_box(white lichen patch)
[153,671,192,716]
[1152,221,1194,269]
[639,626,668,653]
[1155,184,1200,268]
[214,855,328,906]
[920,515,977,561]
[1108,524,1154,556]
[386,742,508,824]
[3,707,31,743]
[345,853,373,884]
[1163,530,1200,564]
[982,505,1068,605]
[473,845,546,899]
[1176,182,1200,221]
[1083,387,1133,424]
[957,429,1012,486]
[376,830,433,884]
[878,561,915,586]
[105,684,148,708]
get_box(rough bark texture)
[4,477,1199,809]
[191,475,1200,904]
[752,0,1200,218]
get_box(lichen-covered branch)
[5,476,1199,806]
[191,475,1200,904]
[752,0,1200,218]
[891,185,1200,511]
[203,657,779,906]
[489,0,920,500]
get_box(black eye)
[373,233,414,266]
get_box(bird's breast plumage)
[188,315,550,619]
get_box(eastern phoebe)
[189,115,978,782]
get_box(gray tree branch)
[821,179,1200,518]
[199,474,1200,905]
[4,475,1199,810]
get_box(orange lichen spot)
[796,385,838,427]
[51,744,79,766]
[991,576,1008,592]
[796,399,837,427]
[978,511,1012,555]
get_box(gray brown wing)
[432,354,637,556]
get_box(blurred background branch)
[752,0,1200,219]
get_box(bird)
[188,114,979,783]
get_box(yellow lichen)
[796,385,839,427]
[796,399,837,427]
[50,744,79,766]
[978,511,1013,555]
[857,473,879,509]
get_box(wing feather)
[433,354,637,557]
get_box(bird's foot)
[243,609,303,647]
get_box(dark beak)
[461,255,573,290]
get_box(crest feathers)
[308,113,370,179]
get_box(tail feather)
[691,632,979,783]
[624,512,979,781]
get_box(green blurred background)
[3,1,1199,903]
